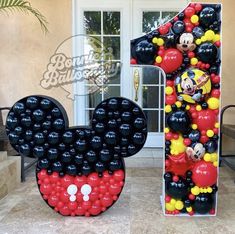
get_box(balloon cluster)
[131,3,221,216]
[6,95,147,216]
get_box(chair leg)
[21,154,25,182]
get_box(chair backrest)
[0,107,11,126]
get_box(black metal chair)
[220,105,235,170]
[0,107,37,182]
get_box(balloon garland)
[131,3,221,216]
[6,96,147,216]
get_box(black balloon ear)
[92,97,147,158]
[6,95,68,158]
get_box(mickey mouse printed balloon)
[6,96,147,216]
[131,3,221,216]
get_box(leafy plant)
[0,0,48,33]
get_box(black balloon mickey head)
[6,95,147,216]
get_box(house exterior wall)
[0,0,234,153]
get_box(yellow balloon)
[196,39,201,45]
[205,30,215,41]
[166,202,175,211]
[165,86,173,95]
[204,153,211,162]
[164,127,170,133]
[191,15,199,24]
[191,124,197,130]
[196,105,202,111]
[211,153,218,162]
[175,101,182,108]
[186,207,192,212]
[213,34,220,42]
[170,135,186,155]
[165,105,172,113]
[207,187,213,193]
[201,36,207,42]
[191,186,200,196]
[157,38,164,46]
[190,57,198,65]
[152,37,158,44]
[175,201,184,210]
[206,129,214,137]
[207,97,219,110]
[155,56,162,63]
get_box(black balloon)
[134,40,156,64]
[163,32,177,48]
[166,110,191,134]
[205,140,218,153]
[172,21,185,34]
[189,130,201,142]
[165,178,188,199]
[200,7,217,27]
[197,42,217,63]
[192,27,204,38]
[193,194,213,214]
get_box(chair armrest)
[220,105,235,126]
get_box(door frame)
[72,0,132,125]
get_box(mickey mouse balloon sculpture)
[131,3,221,216]
[6,96,147,216]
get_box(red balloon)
[60,191,70,203]
[184,7,195,18]
[75,206,85,216]
[74,175,87,188]
[161,49,183,73]
[103,171,111,182]
[166,95,177,105]
[192,161,217,187]
[211,89,220,98]
[89,204,102,216]
[166,152,193,176]
[40,183,52,195]
[82,201,92,210]
[87,173,100,187]
[50,172,59,183]
[109,183,122,195]
[101,194,113,207]
[89,191,99,201]
[48,195,59,207]
[60,205,71,216]
[113,170,125,182]
[68,201,78,210]
[61,175,74,188]
[193,109,216,131]
[159,25,169,35]
[37,169,48,180]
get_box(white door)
[73,0,188,147]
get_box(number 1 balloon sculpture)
[6,96,147,216]
[131,3,221,216]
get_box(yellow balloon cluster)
[191,186,213,195]
[152,37,164,46]
[207,97,219,110]
[170,135,186,155]
[195,30,220,45]
[203,153,218,167]
[166,198,184,211]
